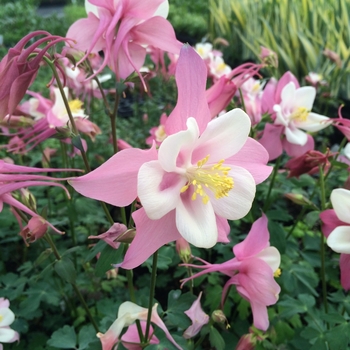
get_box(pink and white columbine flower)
[259,72,331,160]
[69,45,271,269]
[0,298,19,347]
[97,301,181,350]
[181,215,281,331]
[320,188,350,290]
[66,0,182,83]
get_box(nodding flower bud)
[236,333,255,350]
[260,46,278,68]
[211,310,230,329]
[20,188,37,211]
[284,193,313,207]
[176,237,191,263]
[20,216,48,246]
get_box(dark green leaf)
[47,325,77,349]
[209,326,225,350]
[95,243,123,277]
[54,257,76,284]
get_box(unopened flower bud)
[236,333,255,350]
[176,237,191,263]
[20,216,48,246]
[20,188,37,211]
[323,48,342,68]
[211,310,230,329]
[54,126,74,139]
[284,193,313,207]
[260,46,278,68]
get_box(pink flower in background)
[259,71,331,160]
[0,298,19,348]
[97,301,181,350]
[0,31,70,120]
[183,292,209,339]
[320,188,350,290]
[66,0,182,83]
[20,216,48,246]
[70,45,271,269]
[181,215,281,331]
[146,112,168,146]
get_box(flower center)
[274,268,281,278]
[180,155,234,204]
[155,125,167,143]
[0,314,3,322]
[290,107,309,122]
[69,99,84,114]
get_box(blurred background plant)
[209,0,350,103]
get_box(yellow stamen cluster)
[180,155,234,204]
[274,268,281,278]
[290,107,309,122]
[0,315,3,322]
[68,99,84,113]
[155,125,167,143]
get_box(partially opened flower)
[121,322,159,349]
[183,292,209,339]
[97,301,181,350]
[66,0,182,83]
[0,298,19,347]
[70,45,271,269]
[181,215,281,331]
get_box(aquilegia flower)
[70,45,271,269]
[66,0,182,82]
[181,214,281,331]
[259,72,331,160]
[320,188,350,290]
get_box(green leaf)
[78,325,98,350]
[85,240,106,262]
[166,290,195,328]
[47,325,77,349]
[54,257,76,284]
[209,326,225,350]
[95,243,123,277]
[71,135,85,152]
[326,324,349,350]
[268,220,286,253]
[34,248,53,267]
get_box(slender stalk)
[144,251,158,342]
[263,156,282,212]
[318,165,328,314]
[110,93,121,154]
[44,233,99,332]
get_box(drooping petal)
[331,188,350,225]
[165,45,211,135]
[282,133,314,157]
[209,166,255,220]
[121,208,180,269]
[226,138,271,184]
[234,214,269,260]
[250,301,269,331]
[69,146,157,207]
[285,125,308,146]
[327,226,350,254]
[340,254,350,291]
[138,160,186,219]
[132,17,182,54]
[0,327,17,343]
[216,215,230,243]
[275,71,299,104]
[176,188,217,248]
[296,112,331,132]
[258,124,284,161]
[191,109,251,163]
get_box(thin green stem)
[110,93,120,154]
[44,233,99,332]
[318,165,328,315]
[144,251,158,342]
[126,269,144,342]
[263,156,282,212]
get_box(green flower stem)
[263,156,282,212]
[43,56,91,173]
[110,93,121,154]
[144,250,158,342]
[318,165,328,314]
[45,233,99,332]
